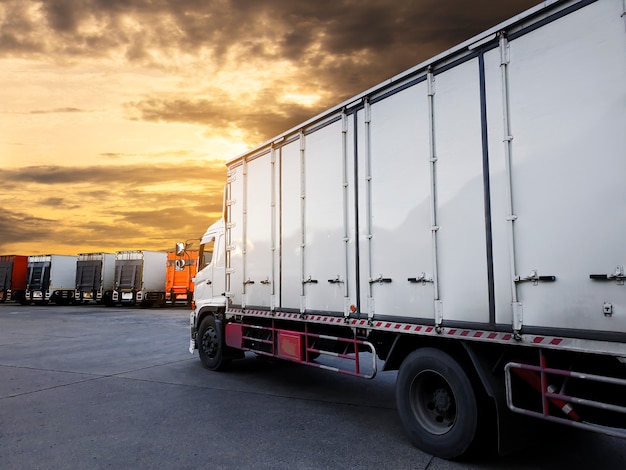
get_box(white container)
[112,250,167,306]
[26,254,77,304]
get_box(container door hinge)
[434,301,443,332]
[512,302,523,339]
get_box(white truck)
[75,252,116,304]
[188,0,626,459]
[111,250,167,307]
[24,255,77,305]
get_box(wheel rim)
[200,326,219,359]
[409,370,457,435]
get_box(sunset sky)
[1,0,538,256]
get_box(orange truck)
[0,255,28,303]
[166,250,198,305]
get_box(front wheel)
[197,316,230,371]
[396,348,478,459]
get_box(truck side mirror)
[175,242,185,256]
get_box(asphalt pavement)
[0,304,624,469]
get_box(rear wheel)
[396,348,478,459]
[198,316,230,371]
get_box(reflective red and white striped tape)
[226,308,567,348]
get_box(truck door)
[194,231,225,307]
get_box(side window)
[198,240,214,271]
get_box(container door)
[280,140,302,311]
[487,1,626,334]
[76,261,102,291]
[28,262,50,291]
[302,118,351,315]
[0,261,11,291]
[226,164,245,307]
[356,82,435,321]
[244,152,273,309]
[115,261,141,290]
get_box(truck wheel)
[198,316,230,371]
[396,348,478,459]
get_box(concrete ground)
[0,304,624,469]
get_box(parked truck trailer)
[75,252,116,304]
[112,250,167,307]
[24,255,77,305]
[0,255,28,303]
[188,0,626,459]
[166,249,198,306]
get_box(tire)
[197,316,231,371]
[396,348,478,459]
[102,291,114,307]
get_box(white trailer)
[189,0,626,458]
[24,254,77,305]
[75,252,116,304]
[112,250,167,307]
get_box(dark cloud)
[39,196,80,209]
[0,0,540,254]
[29,107,86,114]
[0,196,223,255]
[1,0,538,145]
[0,209,56,248]
[0,161,226,253]
[1,1,538,73]
[126,93,316,145]
[113,203,222,230]
[0,161,226,186]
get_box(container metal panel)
[140,251,167,291]
[101,253,116,291]
[484,45,511,327]
[228,164,245,306]
[489,0,626,333]
[48,255,77,290]
[302,119,348,313]
[434,58,490,324]
[357,83,434,319]
[280,140,303,310]
[244,153,273,308]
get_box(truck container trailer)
[75,252,116,304]
[112,250,167,307]
[0,255,28,303]
[166,249,198,306]
[24,255,77,305]
[188,0,626,459]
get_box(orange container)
[165,250,198,305]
